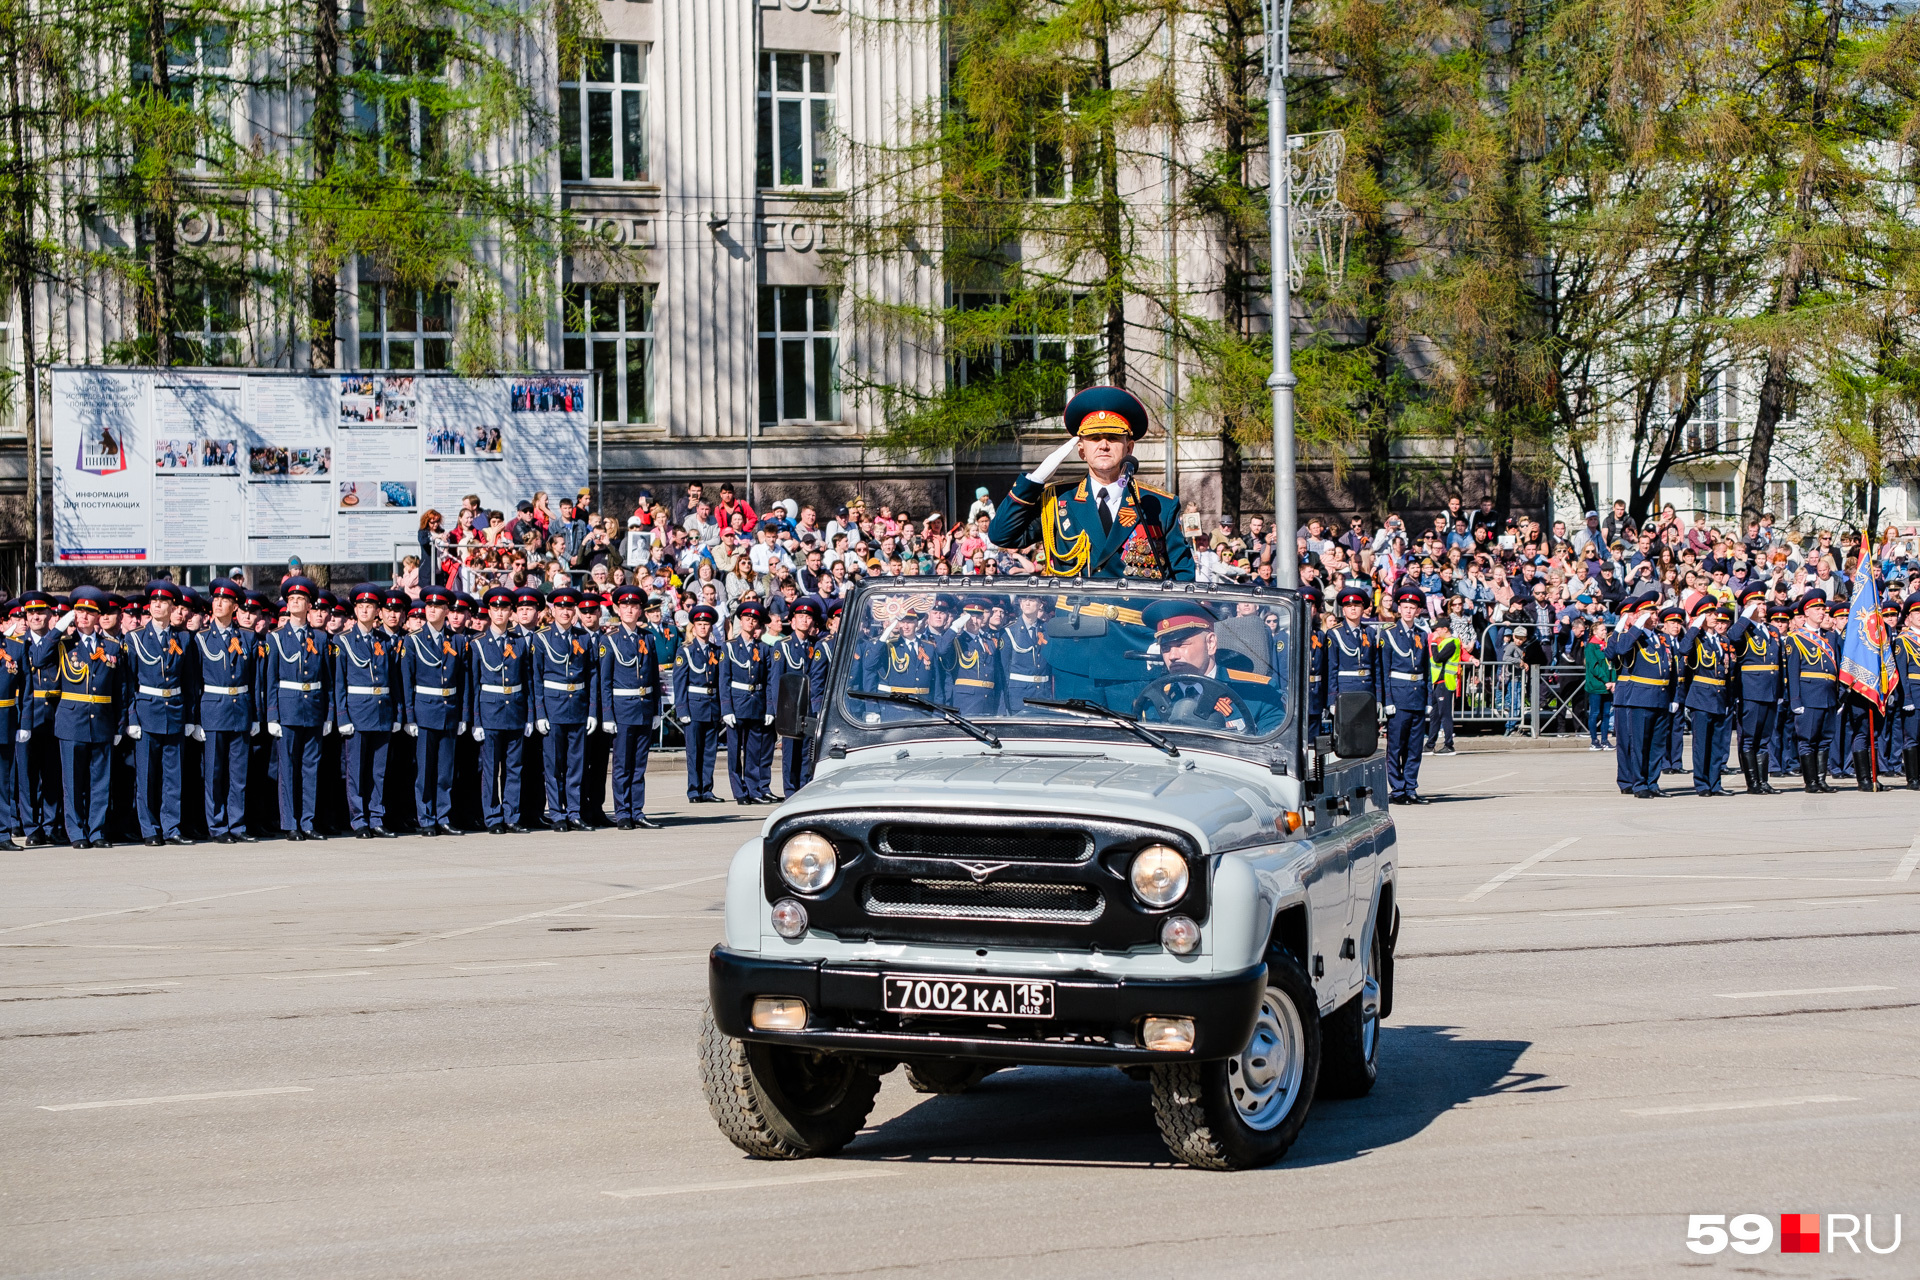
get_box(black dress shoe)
[146,836,165,847]
[96,840,113,849]
[633,816,661,829]
[74,838,94,849]
[308,830,327,841]
[614,818,636,830]
[736,797,754,806]
[166,836,191,846]
[489,824,508,835]
[372,827,398,839]
[26,833,48,847]
[420,826,440,837]
[355,828,371,839]
[287,830,305,841]
[508,823,532,834]
[438,823,461,836]
[233,833,258,843]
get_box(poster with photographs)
[337,373,418,426]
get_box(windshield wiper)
[1022,698,1179,758]
[847,690,1001,748]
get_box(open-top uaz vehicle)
[699,578,1397,1170]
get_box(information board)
[50,368,590,566]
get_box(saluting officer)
[862,603,944,702]
[470,586,534,835]
[532,584,598,831]
[770,597,830,798]
[265,577,332,839]
[940,597,1006,720]
[1727,583,1782,795]
[673,604,724,802]
[1680,598,1735,797]
[598,584,662,829]
[1326,585,1379,708]
[333,585,401,838]
[402,585,466,836]
[721,601,777,805]
[1605,591,1678,799]
[1892,593,1920,790]
[192,578,258,843]
[33,587,124,848]
[1378,586,1431,805]
[1001,595,1051,710]
[0,600,23,847]
[1785,589,1840,793]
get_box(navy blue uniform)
[1606,623,1678,796]
[469,628,532,830]
[1784,625,1838,790]
[33,627,124,844]
[1893,629,1920,785]
[1376,621,1430,800]
[861,635,943,702]
[532,623,599,825]
[265,622,331,834]
[191,623,256,839]
[332,625,400,833]
[402,625,465,830]
[598,624,660,822]
[771,632,830,795]
[124,620,196,841]
[720,637,775,801]
[1681,625,1733,795]
[0,633,24,837]
[1000,617,1051,709]
[939,628,1004,719]
[672,637,723,800]
[1325,622,1379,703]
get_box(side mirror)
[1331,692,1379,760]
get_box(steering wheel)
[1132,674,1256,730]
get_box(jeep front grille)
[876,824,1092,864]
[862,876,1105,924]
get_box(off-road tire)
[904,1059,998,1094]
[1319,923,1382,1099]
[1150,953,1320,1170]
[698,1004,880,1159]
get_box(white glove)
[13,729,27,743]
[723,713,737,727]
[1792,707,1803,715]
[113,733,122,745]
[457,721,467,736]
[523,722,534,737]
[472,726,486,741]
[679,715,691,725]
[391,720,401,733]
[323,720,333,736]
[586,717,597,735]
[537,718,550,734]
[268,721,283,738]
[1669,702,1678,713]
[126,724,142,740]
[188,725,204,742]
[406,723,419,737]
[1027,435,1081,484]
[339,722,356,737]
[250,721,261,736]
[764,713,775,725]
[1383,705,1396,716]
[51,610,73,633]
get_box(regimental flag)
[1838,566,1896,706]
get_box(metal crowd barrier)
[1449,661,1593,738]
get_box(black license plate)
[883,973,1055,1019]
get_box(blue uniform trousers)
[1770,702,1798,773]
[1738,701,1775,763]
[59,739,111,843]
[415,728,456,828]
[728,722,774,800]
[609,726,652,821]
[0,740,15,835]
[582,730,611,824]
[1651,711,1676,783]
[17,726,59,839]
[519,730,546,827]
[478,730,524,828]
[1385,710,1426,797]
[342,730,391,830]
[277,727,323,833]
[1614,706,1659,793]
[1794,706,1836,761]
[202,729,249,839]
[1689,710,1731,794]
[782,736,815,796]
[542,722,588,823]
[683,720,718,799]
[1662,709,1684,772]
[133,732,185,840]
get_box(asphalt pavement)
[3,750,1916,1278]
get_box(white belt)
[203,684,247,696]
[613,687,654,697]
[685,685,713,695]
[730,681,762,691]
[543,680,584,692]
[1009,673,1046,684]
[1389,672,1423,680]
[137,685,180,698]
[416,686,456,697]
[346,685,389,696]
[481,683,522,695]
[1336,669,1368,677]
[279,681,320,692]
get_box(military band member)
[674,605,723,802]
[532,584,598,830]
[771,597,829,798]
[1002,595,1051,709]
[1606,591,1677,798]
[988,385,1194,581]
[11,592,60,846]
[34,587,124,848]
[470,587,534,835]
[403,585,465,836]
[1727,584,1782,795]
[1785,589,1839,793]
[1680,598,1734,797]
[190,578,257,843]
[1894,593,1920,790]
[721,601,777,805]
[1378,586,1431,804]
[599,584,662,829]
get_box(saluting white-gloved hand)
[723,713,737,727]
[536,718,550,734]
[126,724,142,740]
[339,722,356,737]
[586,717,597,735]
[405,723,419,738]
[1027,435,1081,485]
[472,726,486,741]
[51,610,73,634]
[268,721,283,738]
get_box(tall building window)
[1767,479,1798,519]
[562,284,654,424]
[560,42,649,182]
[132,21,232,172]
[349,25,445,172]
[950,292,1102,417]
[1685,368,1738,453]
[174,276,246,366]
[756,52,835,189]
[1020,89,1094,200]
[758,287,838,424]
[358,283,451,369]
[1691,480,1734,519]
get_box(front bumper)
[708,946,1266,1066]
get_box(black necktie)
[1097,490,1114,535]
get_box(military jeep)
[699,579,1396,1170]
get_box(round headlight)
[1161,915,1201,954]
[1130,844,1189,907]
[770,898,809,939]
[779,832,838,893]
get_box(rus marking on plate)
[884,975,1054,1019]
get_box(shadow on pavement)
[843,1023,1540,1169]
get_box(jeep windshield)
[824,581,1297,753]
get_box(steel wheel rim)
[1227,987,1304,1131]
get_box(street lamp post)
[1266,0,1299,591]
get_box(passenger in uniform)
[1325,586,1379,709]
[401,585,466,836]
[861,603,944,704]
[1605,591,1678,798]
[1680,598,1735,796]
[333,585,401,837]
[721,601,777,805]
[1377,586,1432,804]
[264,577,332,839]
[1135,601,1286,735]
[673,605,724,802]
[771,598,830,797]
[1001,595,1052,709]
[469,587,533,834]
[1726,584,1782,795]
[939,597,1005,719]
[192,578,258,842]
[598,584,662,829]
[532,585,599,830]
[1784,589,1840,793]
[34,587,124,847]
[1893,593,1920,790]
[12,591,61,846]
